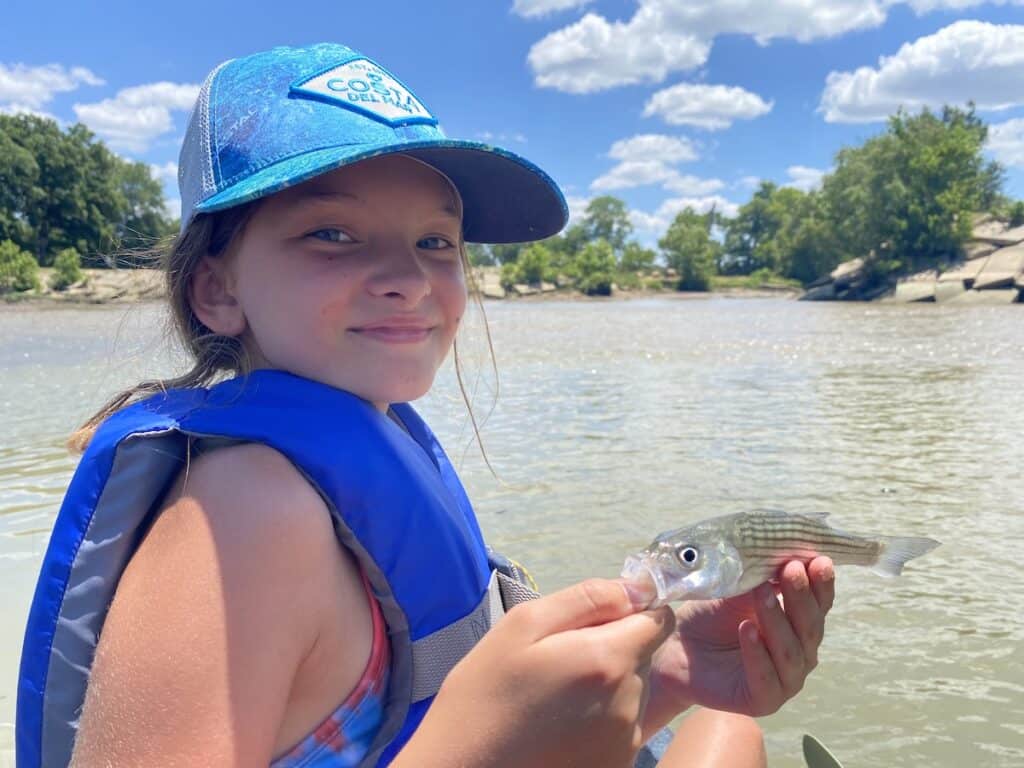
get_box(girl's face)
[211,154,467,408]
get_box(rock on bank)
[801,215,1024,304]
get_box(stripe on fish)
[621,511,940,607]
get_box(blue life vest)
[17,370,500,767]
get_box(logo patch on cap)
[291,57,437,127]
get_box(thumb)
[519,578,657,640]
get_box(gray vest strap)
[410,568,540,702]
[406,564,669,766]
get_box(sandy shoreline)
[2,267,800,310]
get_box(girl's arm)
[71,444,371,767]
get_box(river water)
[1,297,1022,767]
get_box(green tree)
[620,242,656,272]
[50,247,83,290]
[582,196,632,254]
[489,242,523,265]
[465,243,495,266]
[0,128,39,251]
[571,239,616,295]
[514,243,555,285]
[819,105,1003,277]
[1009,201,1024,228]
[0,114,175,266]
[543,223,589,273]
[780,214,836,285]
[0,239,40,293]
[115,161,176,257]
[720,182,815,276]
[659,208,718,291]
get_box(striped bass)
[621,511,940,607]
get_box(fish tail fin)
[871,536,940,577]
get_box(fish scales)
[736,514,880,565]
[622,510,939,606]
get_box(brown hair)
[67,196,499,473]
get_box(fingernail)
[823,565,835,582]
[622,579,656,610]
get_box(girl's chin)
[331,378,435,407]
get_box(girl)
[17,43,834,768]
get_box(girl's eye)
[307,228,355,244]
[417,235,455,250]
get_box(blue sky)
[3,0,1024,245]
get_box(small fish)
[621,511,939,607]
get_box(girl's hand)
[396,578,677,768]
[642,557,835,736]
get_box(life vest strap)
[410,569,505,702]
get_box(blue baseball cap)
[178,43,568,244]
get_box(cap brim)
[192,139,568,244]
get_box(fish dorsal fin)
[749,509,830,521]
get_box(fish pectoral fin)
[871,536,941,577]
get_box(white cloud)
[608,134,698,163]
[784,165,827,191]
[527,1,1024,94]
[477,130,527,143]
[592,159,681,190]
[987,117,1024,167]
[0,103,58,121]
[644,83,773,130]
[591,133,722,195]
[631,195,739,235]
[527,0,879,95]
[165,197,182,220]
[565,194,591,227]
[664,175,726,195]
[149,161,179,185]
[0,63,103,115]
[74,81,200,153]
[736,175,762,189]
[821,21,1024,123]
[512,0,592,18]
[527,10,709,93]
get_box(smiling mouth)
[349,325,434,343]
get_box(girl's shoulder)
[74,441,373,764]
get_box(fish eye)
[676,545,699,567]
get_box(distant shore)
[2,267,164,307]
[2,267,802,309]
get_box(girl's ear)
[189,256,247,336]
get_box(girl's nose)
[364,244,432,305]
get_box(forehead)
[272,154,460,216]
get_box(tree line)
[474,106,1021,295]
[2,106,1021,296]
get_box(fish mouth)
[621,555,670,608]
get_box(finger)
[738,619,783,717]
[752,582,806,699]
[513,578,654,639]
[778,561,823,669]
[808,556,836,614]
[591,605,677,662]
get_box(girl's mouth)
[350,324,433,343]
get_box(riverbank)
[2,266,802,307]
[2,267,164,306]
